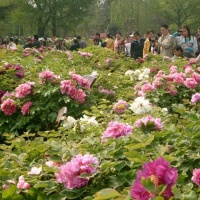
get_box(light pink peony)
[113,100,128,114]
[17,176,31,189]
[191,93,200,103]
[55,154,98,189]
[135,115,163,131]
[39,70,56,81]
[191,168,200,186]
[184,78,198,89]
[28,166,42,175]
[173,73,186,84]
[101,121,133,141]
[192,72,200,84]
[1,98,17,116]
[141,83,155,93]
[15,82,34,98]
[21,101,33,115]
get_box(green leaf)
[172,186,183,200]
[141,177,155,194]
[183,191,197,200]
[49,193,66,200]
[2,185,16,199]
[94,188,120,200]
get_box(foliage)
[0,47,200,199]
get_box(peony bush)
[0,47,200,199]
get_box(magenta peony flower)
[131,157,178,200]
[191,168,200,186]
[191,93,200,103]
[184,78,198,89]
[135,115,163,131]
[0,90,6,103]
[101,121,133,141]
[17,176,30,190]
[21,101,33,115]
[55,154,98,189]
[113,100,128,114]
[15,82,34,98]
[1,98,17,116]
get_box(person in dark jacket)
[130,31,145,60]
[31,35,41,48]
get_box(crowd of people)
[1,24,200,63]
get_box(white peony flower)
[28,166,42,175]
[129,97,151,115]
[90,71,98,77]
[62,116,77,129]
[79,115,98,131]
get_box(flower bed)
[0,47,200,199]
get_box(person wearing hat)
[130,31,145,60]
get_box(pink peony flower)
[17,176,31,190]
[74,89,86,104]
[192,72,200,84]
[191,93,200,103]
[98,86,115,95]
[166,83,178,96]
[131,157,178,200]
[60,80,76,95]
[173,72,186,84]
[1,98,17,116]
[15,82,34,98]
[169,65,178,74]
[101,121,133,141]
[184,78,198,89]
[185,67,194,74]
[55,154,98,189]
[113,100,128,114]
[141,83,155,93]
[21,101,33,115]
[70,73,90,89]
[135,115,163,131]
[191,168,200,186]
[39,70,56,81]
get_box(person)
[143,29,156,58]
[70,39,79,51]
[124,34,134,56]
[0,38,5,49]
[23,38,32,49]
[114,31,125,54]
[197,27,200,38]
[196,37,200,57]
[172,27,183,38]
[31,35,41,48]
[94,33,102,46]
[175,25,198,58]
[158,24,174,57]
[105,33,114,50]
[130,31,145,60]
[77,36,87,49]
[7,37,17,49]
[172,45,183,60]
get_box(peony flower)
[129,97,151,115]
[191,168,200,186]
[135,115,163,131]
[39,70,56,81]
[70,73,90,89]
[99,86,115,95]
[15,82,34,98]
[184,78,198,89]
[131,157,178,200]
[62,116,77,129]
[191,93,200,103]
[17,176,31,190]
[1,98,17,116]
[113,100,128,114]
[21,101,33,115]
[141,83,155,93]
[101,121,132,141]
[173,73,186,84]
[55,154,98,189]
[28,166,42,175]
